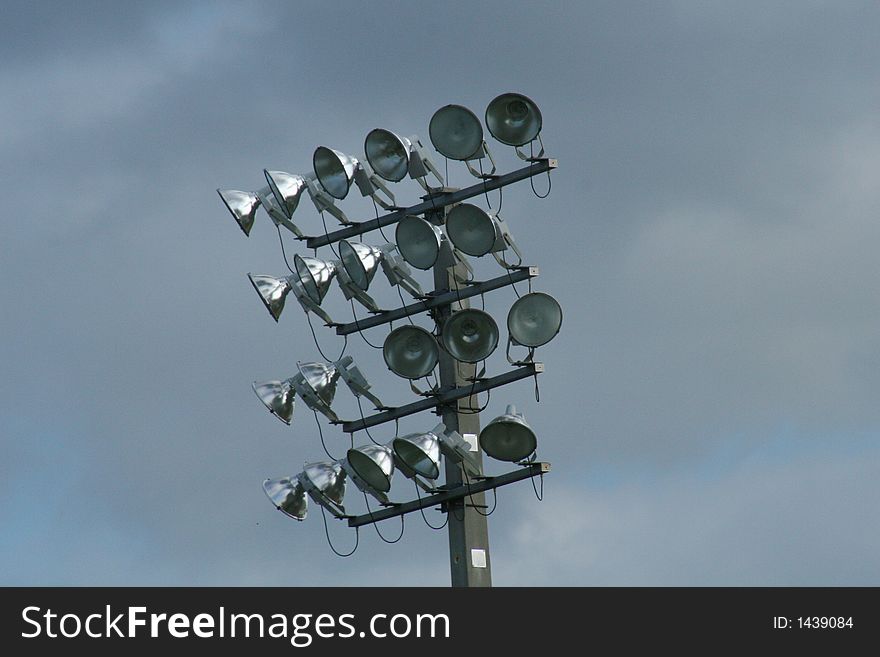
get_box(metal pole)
[429,202,492,588]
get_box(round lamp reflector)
[442,309,499,363]
[508,292,563,348]
[339,240,379,291]
[365,128,409,182]
[393,432,441,480]
[395,215,442,270]
[347,444,395,493]
[445,203,497,257]
[485,92,543,147]
[313,146,357,199]
[383,325,439,379]
[429,104,483,161]
[479,404,537,462]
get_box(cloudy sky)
[2,1,879,586]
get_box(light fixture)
[479,404,537,462]
[341,443,395,505]
[429,104,496,179]
[364,129,444,190]
[253,357,381,425]
[263,170,308,221]
[298,461,347,517]
[313,147,396,209]
[247,267,334,326]
[293,254,336,305]
[247,273,294,322]
[339,239,424,299]
[294,360,342,422]
[444,203,524,268]
[392,431,441,481]
[507,292,563,348]
[393,421,480,476]
[253,378,297,424]
[217,186,303,237]
[485,92,544,160]
[383,325,439,380]
[263,477,308,521]
[395,215,443,270]
[441,308,499,363]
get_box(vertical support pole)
[429,200,492,588]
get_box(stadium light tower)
[219,93,560,587]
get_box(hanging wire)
[534,372,541,403]
[320,210,341,259]
[356,396,382,446]
[396,286,417,325]
[306,312,348,362]
[321,506,359,557]
[414,480,448,530]
[459,361,491,415]
[463,468,498,517]
[314,410,341,461]
[349,299,383,349]
[372,198,393,244]
[501,250,522,299]
[363,493,405,544]
[529,140,552,199]
[477,158,502,210]
[530,471,545,501]
[277,224,296,275]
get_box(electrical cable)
[463,468,498,517]
[529,141,551,198]
[319,210,341,259]
[276,224,297,275]
[414,480,448,530]
[363,493,405,544]
[321,506,359,557]
[306,312,348,362]
[356,396,382,446]
[313,410,341,461]
[349,299,383,349]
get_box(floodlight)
[342,443,395,505]
[444,203,524,267]
[364,129,444,190]
[485,92,544,159]
[293,360,342,423]
[429,104,496,178]
[263,477,308,521]
[479,404,537,462]
[383,325,440,380]
[248,273,293,322]
[263,169,308,220]
[247,265,335,326]
[340,240,383,291]
[393,422,479,478]
[441,309,499,363]
[392,431,442,481]
[293,254,336,305]
[395,215,443,270]
[313,146,396,209]
[298,461,347,517]
[217,186,304,237]
[507,292,563,348]
[252,378,297,425]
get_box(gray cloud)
[1,1,878,585]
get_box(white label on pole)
[471,549,487,568]
[462,433,479,452]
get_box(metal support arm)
[347,462,550,528]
